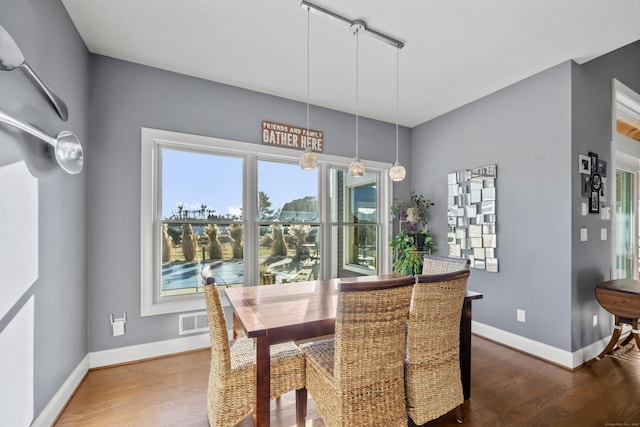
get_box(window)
[330,170,380,276]
[258,160,319,284]
[160,149,244,296]
[141,128,392,315]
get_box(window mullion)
[319,162,332,280]
[244,153,258,287]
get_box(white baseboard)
[31,354,89,427]
[32,334,211,426]
[472,321,612,369]
[89,333,210,368]
[570,334,613,367]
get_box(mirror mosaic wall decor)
[447,164,498,272]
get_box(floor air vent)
[179,311,209,335]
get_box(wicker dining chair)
[300,275,416,427]
[203,279,306,427]
[422,254,470,275]
[406,269,471,425]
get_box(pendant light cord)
[306,7,310,139]
[395,45,399,163]
[355,28,359,158]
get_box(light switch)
[582,202,588,216]
[580,227,588,242]
[601,228,607,241]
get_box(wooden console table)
[590,278,640,363]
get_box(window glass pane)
[258,224,319,284]
[257,160,318,221]
[616,169,634,278]
[345,224,377,270]
[160,149,244,297]
[351,182,377,223]
[161,222,244,295]
[330,170,377,222]
[162,149,243,220]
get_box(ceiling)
[62,0,640,128]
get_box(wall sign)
[447,164,498,272]
[261,120,324,153]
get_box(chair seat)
[230,337,305,372]
[299,338,335,378]
[224,337,305,400]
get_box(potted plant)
[390,229,436,275]
[390,192,436,274]
[390,191,435,225]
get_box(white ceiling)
[62,0,640,128]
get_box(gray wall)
[412,40,640,353]
[571,40,640,350]
[0,0,89,422]
[411,62,574,350]
[86,55,412,352]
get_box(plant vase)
[405,207,420,223]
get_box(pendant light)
[299,6,317,170]
[349,21,365,177]
[389,45,406,181]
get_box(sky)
[161,148,318,218]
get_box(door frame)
[611,78,640,279]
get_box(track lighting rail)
[300,0,404,49]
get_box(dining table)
[225,274,483,427]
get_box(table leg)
[632,319,640,350]
[254,335,271,427]
[587,316,624,365]
[618,331,634,347]
[460,299,472,400]
[233,312,241,339]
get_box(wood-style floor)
[54,336,640,427]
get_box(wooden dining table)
[225,274,483,427]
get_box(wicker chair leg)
[455,404,464,423]
[407,416,420,427]
[296,387,307,427]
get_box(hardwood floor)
[54,336,640,427]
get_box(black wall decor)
[578,151,606,214]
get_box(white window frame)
[340,173,381,276]
[141,127,393,316]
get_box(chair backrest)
[203,281,232,374]
[422,254,470,275]
[408,270,471,362]
[334,275,416,390]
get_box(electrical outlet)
[592,314,598,327]
[110,312,127,337]
[517,309,526,323]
